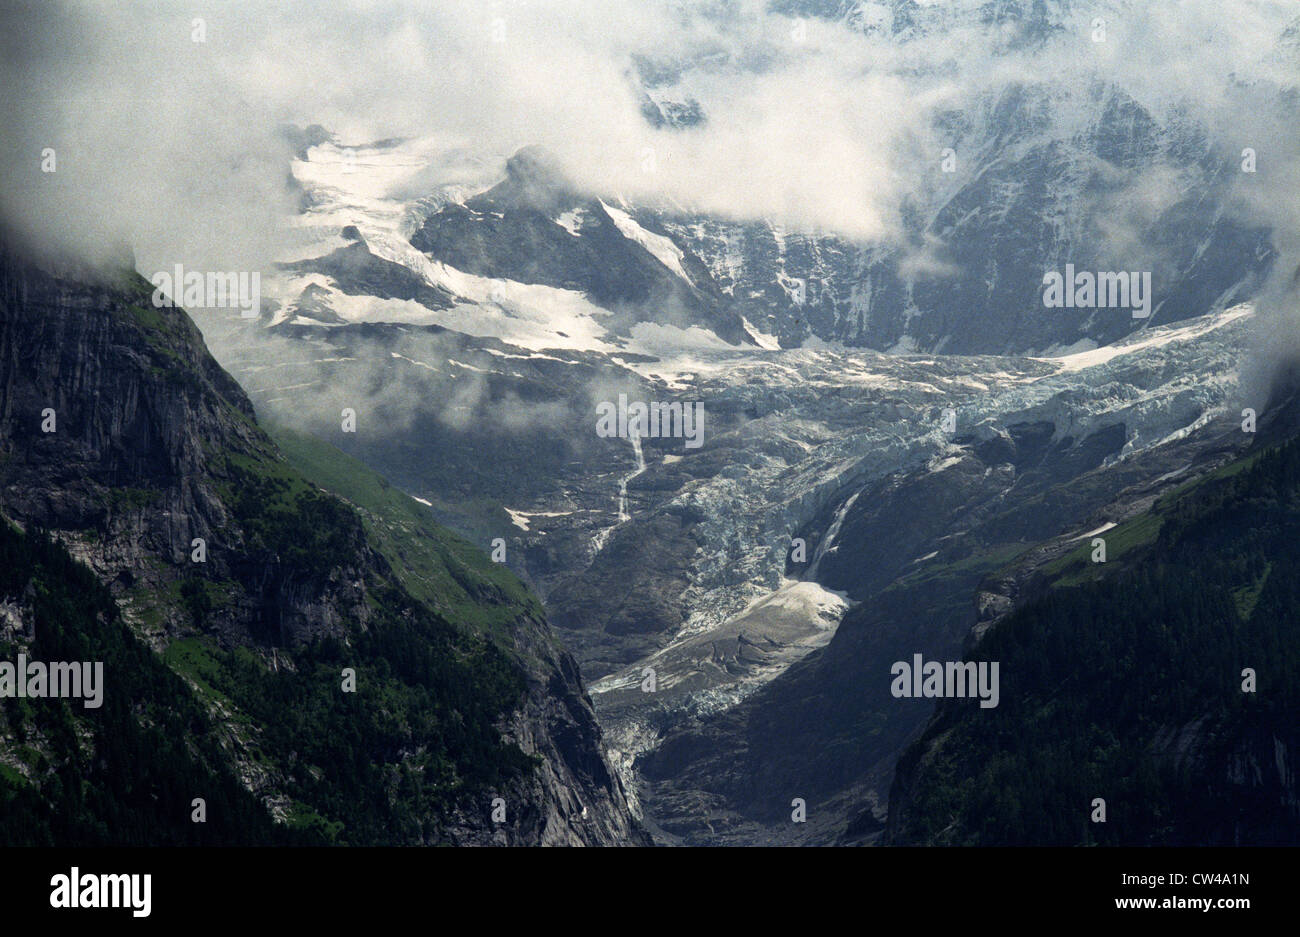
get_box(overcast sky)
[2,0,1297,279]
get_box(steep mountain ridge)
[0,244,646,845]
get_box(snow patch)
[1036,305,1253,372]
[1070,522,1117,541]
[599,200,692,284]
[555,208,587,236]
[927,455,963,474]
[741,316,782,350]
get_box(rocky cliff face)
[659,79,1273,356]
[0,245,375,650]
[0,243,647,845]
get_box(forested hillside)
[887,434,1300,845]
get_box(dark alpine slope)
[0,241,647,846]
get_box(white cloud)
[2,0,1296,283]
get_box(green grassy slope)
[267,424,546,645]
